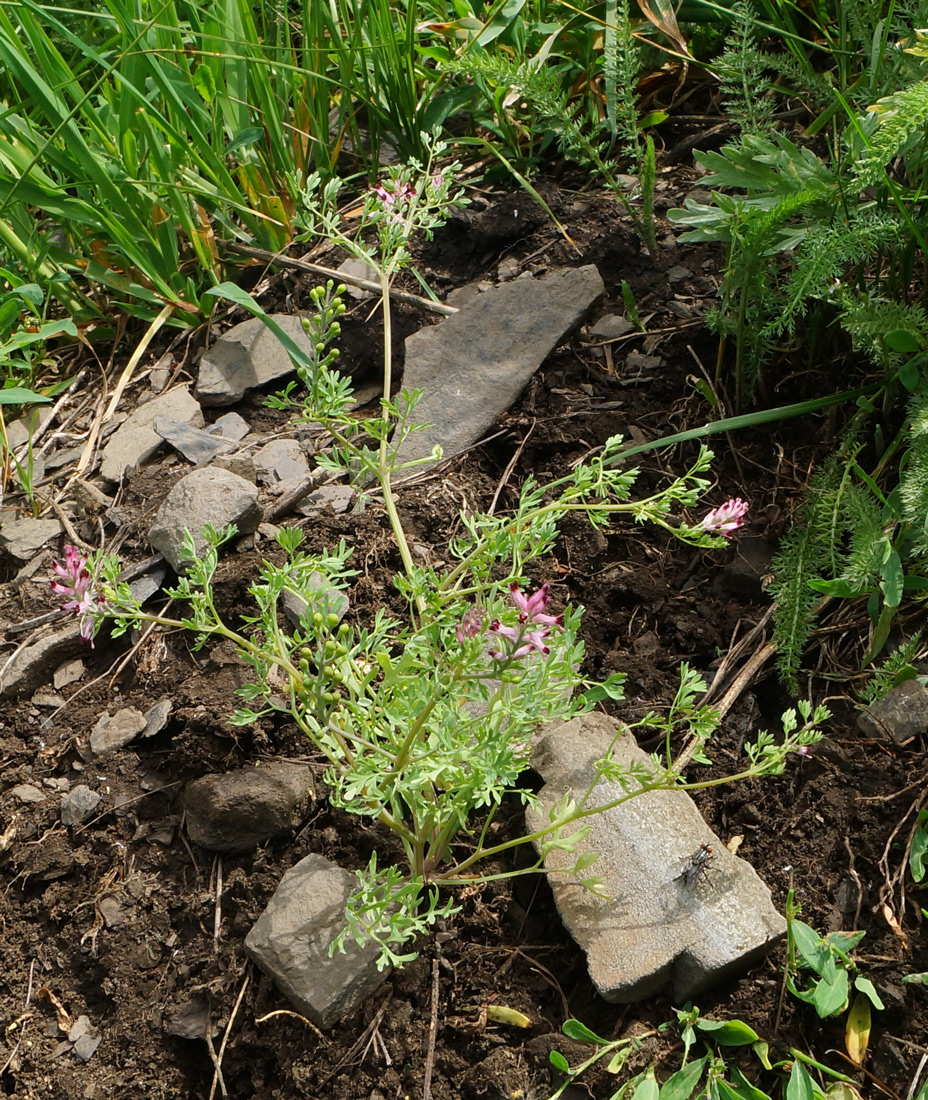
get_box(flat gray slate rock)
[396,266,604,467]
[100,385,203,483]
[526,712,785,1003]
[196,314,315,407]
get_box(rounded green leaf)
[562,1018,608,1044]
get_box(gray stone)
[211,412,251,441]
[245,853,390,1028]
[196,314,316,407]
[526,712,785,1003]
[858,679,928,745]
[0,624,86,697]
[53,659,84,690]
[61,784,101,826]
[100,386,203,483]
[4,406,54,450]
[667,265,693,282]
[589,314,635,341]
[152,417,235,465]
[11,783,45,804]
[281,574,349,631]
[395,266,604,467]
[626,350,664,371]
[337,257,379,299]
[31,692,64,708]
[253,439,310,486]
[129,565,167,604]
[297,484,354,516]
[0,517,63,561]
[184,762,314,854]
[88,708,147,758]
[147,467,262,571]
[142,697,173,739]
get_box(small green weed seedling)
[783,892,883,1071]
[547,1004,857,1100]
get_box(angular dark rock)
[245,853,389,1027]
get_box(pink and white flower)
[488,583,561,661]
[698,498,749,537]
[51,545,102,644]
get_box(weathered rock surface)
[61,784,101,826]
[297,484,354,516]
[395,265,604,467]
[100,386,203,483]
[196,314,315,406]
[245,853,389,1027]
[858,679,928,745]
[526,712,786,1003]
[0,517,63,561]
[141,697,173,739]
[0,624,86,697]
[88,708,148,758]
[153,417,235,465]
[147,467,262,571]
[253,439,309,486]
[184,762,314,853]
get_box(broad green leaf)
[631,1069,660,1100]
[884,328,921,353]
[811,971,849,1018]
[549,1050,571,1072]
[790,921,829,974]
[852,975,884,1010]
[695,1018,760,1046]
[562,1018,609,1044]
[786,1061,816,1100]
[659,1055,707,1099]
[0,386,51,404]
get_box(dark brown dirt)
[1,170,927,1100]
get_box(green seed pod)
[327,613,340,628]
[338,623,350,638]
[313,611,323,625]
[324,639,337,653]
[323,691,339,704]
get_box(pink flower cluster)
[51,545,102,644]
[489,583,562,661]
[698,498,748,537]
[372,179,415,225]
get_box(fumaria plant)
[51,141,826,966]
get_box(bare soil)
[1,165,926,1100]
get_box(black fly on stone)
[677,842,714,888]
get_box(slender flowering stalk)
[50,545,103,644]
[699,498,749,537]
